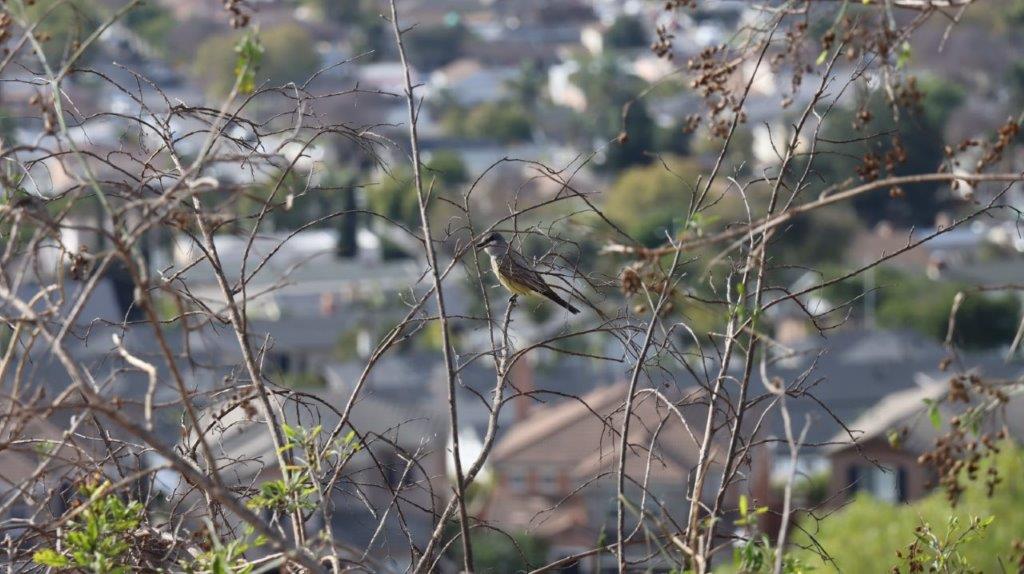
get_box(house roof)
[825,374,1024,456]
[756,327,1021,449]
[823,379,947,455]
[492,383,710,480]
[195,385,445,483]
[492,383,625,461]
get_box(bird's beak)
[475,238,490,250]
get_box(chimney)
[320,291,337,316]
[510,355,535,421]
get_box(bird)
[476,232,580,314]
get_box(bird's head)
[476,231,507,255]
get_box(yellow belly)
[492,257,535,296]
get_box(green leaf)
[233,29,264,95]
[816,49,829,66]
[739,493,749,517]
[928,403,942,430]
[33,549,70,568]
[896,41,912,69]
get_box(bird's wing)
[504,250,558,295]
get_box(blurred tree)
[444,102,533,144]
[604,100,655,171]
[454,531,548,574]
[300,0,355,22]
[654,121,693,157]
[424,150,468,186]
[367,153,468,233]
[795,442,1024,573]
[570,55,653,171]
[822,267,1020,349]
[775,204,860,265]
[878,282,1019,350]
[404,22,469,71]
[194,24,320,97]
[1007,60,1024,107]
[815,78,965,226]
[605,15,647,49]
[24,0,99,65]
[367,168,420,230]
[121,1,174,55]
[603,157,702,246]
[505,59,546,112]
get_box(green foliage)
[457,530,549,574]
[248,469,318,513]
[367,168,421,230]
[248,423,331,514]
[404,23,469,71]
[182,524,265,574]
[792,442,1024,573]
[195,24,319,97]
[444,101,533,144]
[121,1,174,55]
[248,424,360,515]
[233,30,264,95]
[33,481,144,574]
[729,495,813,574]
[874,276,1019,349]
[732,534,814,574]
[605,15,647,49]
[19,0,100,65]
[894,515,993,574]
[820,267,1020,349]
[814,77,965,226]
[566,54,657,170]
[603,157,702,246]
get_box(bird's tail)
[545,290,580,314]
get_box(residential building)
[483,383,722,572]
[825,376,1024,505]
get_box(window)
[847,464,905,503]
[538,468,559,495]
[506,469,526,493]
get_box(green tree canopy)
[814,78,965,226]
[604,157,702,246]
[121,2,174,55]
[23,0,100,65]
[821,266,1020,349]
[605,15,647,49]
[444,102,533,144]
[794,442,1024,573]
[194,24,320,97]
[569,54,654,171]
[404,22,469,71]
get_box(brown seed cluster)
[976,118,1021,171]
[223,0,253,29]
[916,375,1009,506]
[620,262,677,316]
[856,137,908,183]
[1010,539,1024,574]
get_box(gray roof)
[826,378,1024,456]
[754,328,1022,449]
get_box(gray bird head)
[476,231,507,256]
